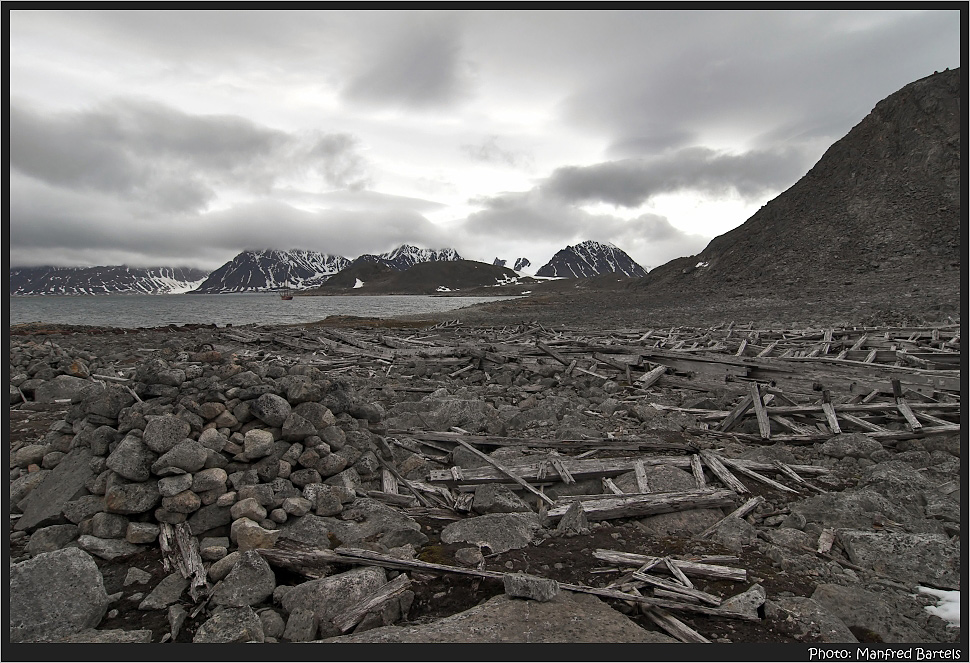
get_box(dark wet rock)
[10,548,110,643]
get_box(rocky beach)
[7,289,962,647]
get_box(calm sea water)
[8,293,520,328]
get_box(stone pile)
[8,329,962,645]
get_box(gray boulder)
[33,375,102,403]
[143,416,192,454]
[441,512,540,554]
[765,597,858,643]
[10,548,110,642]
[281,566,387,638]
[105,435,157,482]
[15,447,93,531]
[151,439,208,474]
[138,572,188,610]
[211,550,276,607]
[811,583,932,642]
[104,481,161,515]
[819,433,885,459]
[250,393,291,428]
[25,524,80,556]
[319,592,677,643]
[472,483,533,514]
[318,498,427,549]
[503,573,560,602]
[193,605,264,643]
[77,535,144,561]
[838,530,960,590]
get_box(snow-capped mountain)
[535,241,648,278]
[9,266,209,296]
[190,249,350,294]
[379,245,463,270]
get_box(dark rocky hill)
[536,240,648,278]
[639,69,961,295]
[305,259,521,295]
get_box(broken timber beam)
[544,488,736,522]
[453,438,555,506]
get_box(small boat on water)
[279,284,294,300]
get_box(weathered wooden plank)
[718,394,754,432]
[545,488,735,521]
[697,495,765,539]
[453,438,554,506]
[690,454,706,489]
[644,608,711,643]
[428,454,829,485]
[699,451,748,494]
[749,383,771,439]
[393,430,693,452]
[632,571,721,606]
[333,573,412,633]
[721,458,798,494]
[636,364,668,389]
[592,550,747,582]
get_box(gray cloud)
[458,189,708,269]
[9,98,372,212]
[460,136,534,170]
[542,147,812,207]
[9,172,449,271]
[343,16,470,109]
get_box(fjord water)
[8,293,520,328]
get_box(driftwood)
[396,430,693,452]
[256,545,758,622]
[453,438,555,506]
[697,495,764,539]
[699,451,748,494]
[592,549,747,583]
[544,488,736,521]
[644,607,711,643]
[427,454,829,486]
[159,522,209,602]
[332,573,412,633]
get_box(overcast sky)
[8,9,962,273]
